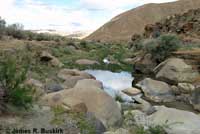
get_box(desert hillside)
[86,0,200,42]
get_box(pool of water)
[85,70,134,101]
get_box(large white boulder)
[43,79,122,128]
[136,78,175,102]
[154,58,199,84]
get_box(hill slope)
[85,0,200,43]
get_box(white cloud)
[80,0,177,10]
[0,0,178,33]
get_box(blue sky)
[0,0,177,33]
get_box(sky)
[0,0,177,33]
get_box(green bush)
[144,34,181,62]
[148,125,167,134]
[6,23,28,39]
[0,57,33,110]
[75,113,96,134]
[80,40,87,48]
[130,125,167,134]
[115,94,125,103]
[0,17,6,39]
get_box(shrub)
[80,40,87,48]
[130,125,167,134]
[0,57,33,110]
[144,34,181,62]
[148,125,167,134]
[75,113,96,134]
[0,17,6,39]
[115,94,125,103]
[6,23,26,39]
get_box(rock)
[123,58,135,64]
[178,83,195,93]
[62,98,88,113]
[124,110,149,127]
[75,59,99,65]
[148,106,200,134]
[86,112,106,134]
[104,128,130,134]
[122,96,155,115]
[62,76,85,89]
[58,69,95,88]
[133,53,157,74]
[43,79,122,128]
[50,58,64,67]
[154,58,199,84]
[45,83,64,93]
[136,78,175,102]
[26,78,45,97]
[0,105,80,134]
[116,101,122,112]
[75,79,103,89]
[57,69,94,80]
[40,51,64,67]
[40,51,53,61]
[133,97,156,115]
[190,88,200,112]
[122,87,141,96]
[171,85,181,95]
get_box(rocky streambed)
[1,57,200,134]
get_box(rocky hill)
[86,0,200,43]
[143,8,200,40]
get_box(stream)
[85,70,196,112]
[85,70,135,102]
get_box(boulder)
[122,87,141,96]
[57,69,94,80]
[43,79,122,128]
[133,97,156,114]
[85,112,106,134]
[148,106,200,134]
[75,79,103,89]
[171,85,181,95]
[0,105,80,134]
[62,76,86,89]
[190,88,200,112]
[124,110,150,127]
[26,78,45,97]
[40,51,63,67]
[0,105,106,134]
[45,83,64,93]
[133,54,157,74]
[104,128,130,134]
[75,59,99,65]
[178,83,195,93]
[57,69,95,88]
[123,58,135,64]
[136,78,175,102]
[62,98,88,113]
[154,58,199,84]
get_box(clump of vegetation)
[115,94,125,103]
[136,34,181,62]
[153,34,181,62]
[51,105,66,125]
[0,56,33,111]
[123,110,168,134]
[130,125,167,134]
[74,113,96,134]
[0,16,67,41]
[0,17,6,39]
[80,40,87,49]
